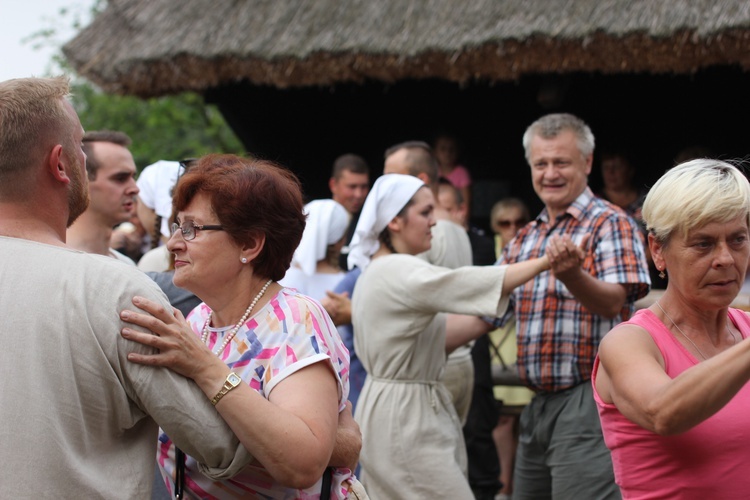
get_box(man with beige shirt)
[0,76,253,497]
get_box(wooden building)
[63,0,750,220]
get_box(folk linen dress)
[352,254,508,498]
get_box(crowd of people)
[3,75,750,500]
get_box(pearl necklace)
[201,279,273,356]
[655,300,737,361]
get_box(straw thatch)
[63,0,750,98]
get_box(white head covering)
[347,174,425,271]
[291,199,350,276]
[135,160,184,237]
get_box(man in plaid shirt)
[495,113,650,499]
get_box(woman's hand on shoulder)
[120,296,220,381]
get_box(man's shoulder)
[433,219,467,237]
[583,199,644,242]
[432,219,472,265]
[85,253,165,295]
[45,244,162,293]
[109,248,137,266]
[434,219,472,248]
[584,194,632,221]
[333,267,362,293]
[1,237,166,304]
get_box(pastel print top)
[157,287,353,499]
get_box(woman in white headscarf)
[350,174,553,499]
[280,199,350,300]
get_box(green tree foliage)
[30,0,246,171]
[70,83,246,170]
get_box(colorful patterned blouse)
[157,287,354,499]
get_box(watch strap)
[211,372,241,406]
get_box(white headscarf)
[347,174,425,271]
[291,199,350,276]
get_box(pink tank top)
[593,308,750,499]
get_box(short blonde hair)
[0,76,71,182]
[642,159,750,244]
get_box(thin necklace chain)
[202,279,273,356]
[655,300,737,361]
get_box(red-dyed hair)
[172,154,306,281]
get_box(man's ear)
[416,172,430,185]
[48,144,70,185]
[583,153,594,176]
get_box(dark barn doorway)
[208,66,750,228]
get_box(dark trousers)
[463,334,501,499]
[513,382,620,500]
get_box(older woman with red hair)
[119,154,365,499]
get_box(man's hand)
[546,234,589,282]
[321,291,352,326]
[328,401,361,470]
[545,233,627,318]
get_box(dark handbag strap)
[320,467,333,500]
[174,447,185,499]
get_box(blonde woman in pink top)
[593,159,750,499]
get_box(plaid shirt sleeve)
[588,210,651,309]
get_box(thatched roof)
[64,0,750,98]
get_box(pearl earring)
[241,257,248,264]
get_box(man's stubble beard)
[66,149,90,228]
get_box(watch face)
[227,373,242,386]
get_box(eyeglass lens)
[171,221,196,240]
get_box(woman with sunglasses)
[119,154,365,499]
[488,196,533,499]
[490,197,530,261]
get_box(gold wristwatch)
[211,372,242,406]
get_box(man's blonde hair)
[0,76,72,186]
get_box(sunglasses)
[496,218,527,229]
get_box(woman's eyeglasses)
[171,221,224,241]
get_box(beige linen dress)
[352,254,508,499]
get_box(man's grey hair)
[522,113,595,163]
